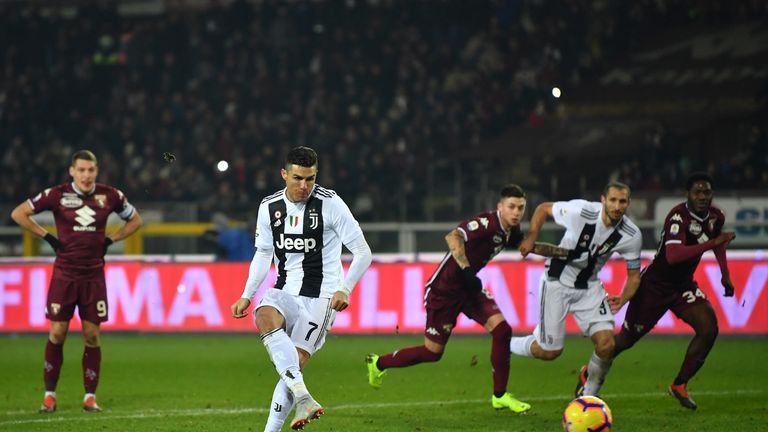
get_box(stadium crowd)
[1,0,766,222]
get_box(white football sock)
[584,351,612,396]
[263,379,294,432]
[261,328,308,399]
[509,334,536,358]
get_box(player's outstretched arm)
[520,202,553,257]
[531,242,569,258]
[609,268,641,313]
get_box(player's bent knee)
[255,306,285,334]
[491,321,512,340]
[698,323,719,343]
[83,333,100,347]
[424,349,443,362]
[595,339,615,359]
[423,342,444,362]
[536,348,562,361]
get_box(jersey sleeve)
[507,228,524,248]
[551,200,589,230]
[254,201,274,253]
[619,230,643,270]
[712,212,725,237]
[331,194,364,244]
[112,188,136,220]
[27,187,59,213]
[662,210,688,247]
[456,214,494,242]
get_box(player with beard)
[509,182,642,397]
[575,173,735,410]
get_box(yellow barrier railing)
[22,223,216,256]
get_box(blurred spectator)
[203,212,254,262]
[0,0,765,222]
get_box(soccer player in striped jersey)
[231,147,372,431]
[11,150,142,413]
[509,182,642,397]
[365,185,568,413]
[577,173,736,409]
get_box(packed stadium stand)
[0,0,766,238]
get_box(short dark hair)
[603,181,631,197]
[500,184,526,199]
[686,172,714,191]
[71,150,97,166]
[285,146,318,169]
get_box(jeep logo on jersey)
[73,206,97,231]
[275,233,317,252]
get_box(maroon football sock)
[44,340,64,392]
[491,322,512,396]
[83,346,101,394]
[673,356,705,386]
[377,345,442,370]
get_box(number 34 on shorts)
[681,287,706,304]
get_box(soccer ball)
[562,396,613,432]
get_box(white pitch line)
[0,389,762,426]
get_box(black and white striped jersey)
[256,185,364,298]
[546,200,642,289]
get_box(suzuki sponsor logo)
[275,233,317,253]
[74,206,97,231]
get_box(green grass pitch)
[0,334,765,431]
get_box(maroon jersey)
[643,202,725,284]
[28,183,136,274]
[426,210,523,295]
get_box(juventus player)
[577,173,735,409]
[11,150,142,413]
[365,185,568,413]
[231,147,372,431]
[509,182,642,397]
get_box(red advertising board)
[0,260,765,334]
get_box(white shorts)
[256,288,336,356]
[533,276,614,351]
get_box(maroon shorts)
[423,283,501,345]
[46,267,108,323]
[623,277,710,336]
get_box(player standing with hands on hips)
[231,147,372,431]
[576,173,736,410]
[11,150,142,413]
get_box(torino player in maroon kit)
[11,150,142,413]
[365,185,567,412]
[576,173,736,410]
